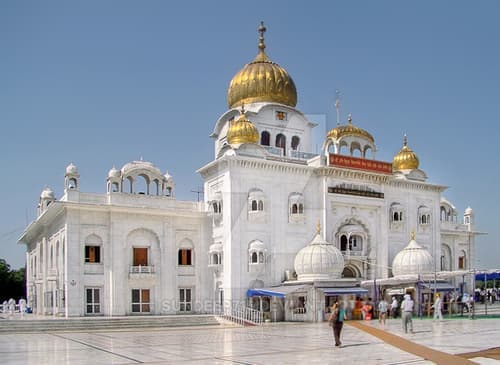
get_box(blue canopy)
[475,272,500,281]
[246,285,307,298]
[321,287,368,296]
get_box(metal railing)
[129,265,155,274]
[215,303,263,326]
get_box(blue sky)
[1,1,499,270]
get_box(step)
[0,315,221,333]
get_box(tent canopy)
[246,285,307,298]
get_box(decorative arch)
[332,217,371,258]
[441,244,452,271]
[342,264,361,278]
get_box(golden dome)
[226,107,259,145]
[393,134,419,170]
[326,114,374,143]
[227,22,297,109]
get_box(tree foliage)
[0,259,26,302]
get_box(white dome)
[294,234,344,281]
[392,236,434,276]
[65,163,78,175]
[40,187,55,199]
[465,206,473,215]
[108,167,121,178]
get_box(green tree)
[0,259,26,302]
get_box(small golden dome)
[393,134,419,170]
[227,22,297,109]
[326,114,374,143]
[226,107,259,145]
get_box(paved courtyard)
[0,317,499,364]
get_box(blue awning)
[475,272,500,281]
[321,287,368,296]
[246,285,307,298]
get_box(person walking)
[390,296,399,318]
[432,293,443,321]
[328,301,346,347]
[401,294,414,334]
[378,298,388,325]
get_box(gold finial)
[258,21,266,52]
[240,103,245,116]
[347,114,353,124]
[403,133,408,147]
[316,219,321,235]
[410,230,415,240]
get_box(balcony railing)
[129,265,155,274]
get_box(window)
[85,246,101,263]
[275,111,287,121]
[251,252,258,263]
[165,186,172,197]
[275,134,286,156]
[132,289,150,313]
[250,200,264,211]
[110,182,119,192]
[249,240,266,265]
[133,247,148,266]
[291,136,300,151]
[261,131,270,146]
[86,288,101,314]
[68,178,77,189]
[178,249,192,266]
[179,288,192,312]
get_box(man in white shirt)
[432,293,443,320]
[390,297,398,318]
[401,294,414,334]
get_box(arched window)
[136,174,149,195]
[249,240,266,265]
[289,193,305,220]
[178,249,193,266]
[458,251,466,269]
[111,182,119,193]
[418,206,431,226]
[251,200,258,211]
[212,253,219,265]
[251,252,258,263]
[165,186,172,197]
[340,235,348,251]
[258,200,264,211]
[275,134,286,156]
[68,178,77,189]
[291,136,300,151]
[261,131,270,146]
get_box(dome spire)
[410,229,415,240]
[403,133,408,147]
[258,21,266,52]
[316,219,321,235]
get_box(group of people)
[327,294,417,347]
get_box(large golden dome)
[226,107,259,145]
[326,115,374,143]
[227,22,297,109]
[393,134,419,170]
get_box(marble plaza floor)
[0,317,499,364]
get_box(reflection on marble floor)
[0,318,499,364]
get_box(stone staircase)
[0,314,221,333]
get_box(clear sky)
[1,1,499,270]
